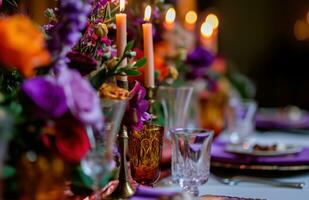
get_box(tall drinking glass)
[227,99,257,144]
[157,86,194,138]
[170,128,213,198]
[81,99,127,200]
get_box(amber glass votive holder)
[128,124,164,186]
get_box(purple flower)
[20,77,68,119]
[56,67,103,130]
[92,0,110,14]
[47,0,93,71]
[186,46,215,79]
[67,51,98,76]
[125,81,151,131]
[20,67,103,130]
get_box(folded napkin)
[130,186,182,200]
[255,110,309,130]
[211,141,309,165]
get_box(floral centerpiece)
[0,0,174,198]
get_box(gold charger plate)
[212,161,309,171]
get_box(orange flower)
[0,15,51,77]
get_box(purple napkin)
[130,186,180,200]
[255,111,309,130]
[211,141,309,165]
[130,186,263,200]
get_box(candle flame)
[205,13,219,29]
[201,21,213,38]
[185,10,197,25]
[144,5,152,21]
[165,8,176,24]
[120,0,125,12]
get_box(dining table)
[155,130,309,200]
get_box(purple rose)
[125,81,151,131]
[186,46,215,79]
[20,77,68,119]
[67,51,98,76]
[56,67,103,130]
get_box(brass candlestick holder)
[108,125,135,199]
[145,87,157,120]
[107,75,135,199]
[107,85,158,199]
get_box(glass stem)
[184,185,199,198]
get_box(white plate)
[225,143,302,157]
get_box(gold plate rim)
[211,161,309,171]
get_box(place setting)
[1,0,309,200]
[211,108,309,176]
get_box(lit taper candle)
[200,13,219,54]
[116,0,128,85]
[142,5,155,88]
[116,0,127,60]
[164,7,176,31]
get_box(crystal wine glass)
[170,128,213,198]
[81,99,127,200]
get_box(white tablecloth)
[158,131,309,200]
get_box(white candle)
[142,5,155,88]
[116,0,127,82]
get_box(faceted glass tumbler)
[170,128,213,197]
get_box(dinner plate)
[225,143,302,157]
[211,161,309,172]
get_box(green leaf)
[133,57,147,68]
[89,68,107,90]
[2,165,16,179]
[124,41,135,52]
[123,69,141,76]
[6,0,18,9]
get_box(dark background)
[4,0,309,109]
[199,0,309,109]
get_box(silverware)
[212,175,305,189]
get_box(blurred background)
[5,0,309,109]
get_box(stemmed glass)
[81,99,127,200]
[157,86,194,138]
[170,128,213,198]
